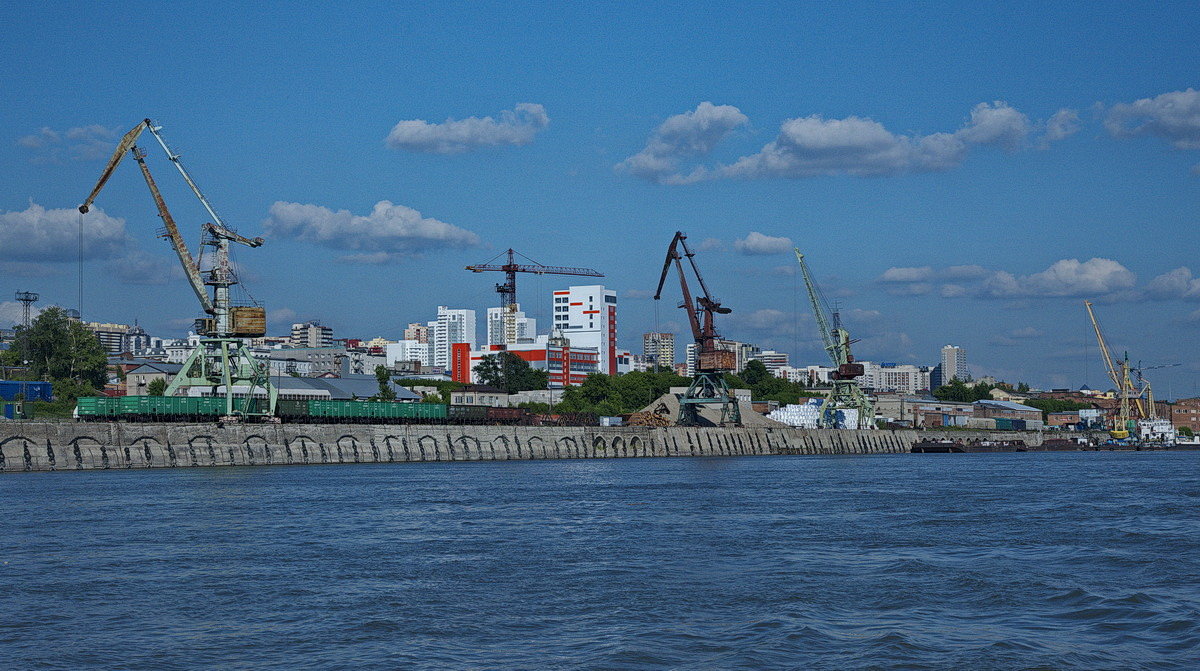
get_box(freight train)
[76,396,596,426]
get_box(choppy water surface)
[2,452,1198,669]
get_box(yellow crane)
[1084,300,1152,439]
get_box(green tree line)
[1,307,108,417]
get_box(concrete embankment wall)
[0,422,1047,473]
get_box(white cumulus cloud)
[1105,88,1200,150]
[734,232,793,255]
[1041,109,1081,145]
[0,301,46,328]
[980,258,1136,298]
[265,200,481,263]
[617,102,749,184]
[385,103,549,154]
[103,249,185,285]
[1145,267,1200,300]
[621,101,1078,183]
[1,202,128,262]
[879,266,934,283]
[721,101,1033,180]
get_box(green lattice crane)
[80,119,276,419]
[795,249,874,429]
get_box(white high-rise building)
[486,304,537,348]
[385,340,432,367]
[429,306,476,369]
[859,362,931,394]
[685,343,699,377]
[291,321,333,348]
[941,345,968,383]
[550,284,618,374]
[751,349,789,373]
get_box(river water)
[1,452,1197,669]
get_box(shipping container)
[0,380,53,402]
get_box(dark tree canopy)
[5,307,107,390]
[373,365,396,401]
[474,352,549,394]
[932,379,996,403]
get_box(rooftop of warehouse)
[974,399,1041,412]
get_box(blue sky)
[2,2,1198,395]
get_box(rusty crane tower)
[654,231,741,426]
[466,248,603,347]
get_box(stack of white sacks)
[769,399,825,428]
[768,400,860,429]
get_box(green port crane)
[80,119,276,419]
[794,249,874,429]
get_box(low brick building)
[1170,397,1200,434]
[1046,411,1083,429]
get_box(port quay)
[0,422,1087,472]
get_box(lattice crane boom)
[79,118,274,418]
[1084,300,1121,389]
[654,231,732,368]
[795,249,838,366]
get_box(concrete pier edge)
[0,422,1059,472]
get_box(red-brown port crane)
[654,231,741,426]
[465,248,603,347]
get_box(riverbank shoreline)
[0,421,1089,472]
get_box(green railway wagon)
[145,396,183,416]
[196,397,227,416]
[308,399,357,420]
[75,396,106,417]
[276,399,310,420]
[118,396,144,415]
[397,402,448,421]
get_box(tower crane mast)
[795,249,874,429]
[466,248,603,347]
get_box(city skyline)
[1,3,1198,394]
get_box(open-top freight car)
[75,398,561,426]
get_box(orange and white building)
[451,339,600,388]
[550,284,618,375]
